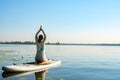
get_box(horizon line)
[0,41,120,46]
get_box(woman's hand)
[40,25,42,30]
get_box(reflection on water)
[35,69,48,80]
[2,69,63,80]
[2,69,48,80]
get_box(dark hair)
[38,35,43,43]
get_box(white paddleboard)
[2,60,61,72]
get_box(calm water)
[1,44,120,80]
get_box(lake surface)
[1,44,120,80]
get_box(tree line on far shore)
[0,41,120,46]
[0,41,60,45]
[0,41,34,44]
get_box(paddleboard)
[2,60,61,72]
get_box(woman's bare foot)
[41,59,50,64]
[35,59,49,65]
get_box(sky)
[0,0,120,43]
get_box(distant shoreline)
[0,41,120,46]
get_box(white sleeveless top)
[35,41,47,61]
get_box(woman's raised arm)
[40,26,46,42]
[35,27,41,43]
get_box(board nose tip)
[2,67,5,71]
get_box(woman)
[35,25,48,64]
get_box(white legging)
[35,51,48,61]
